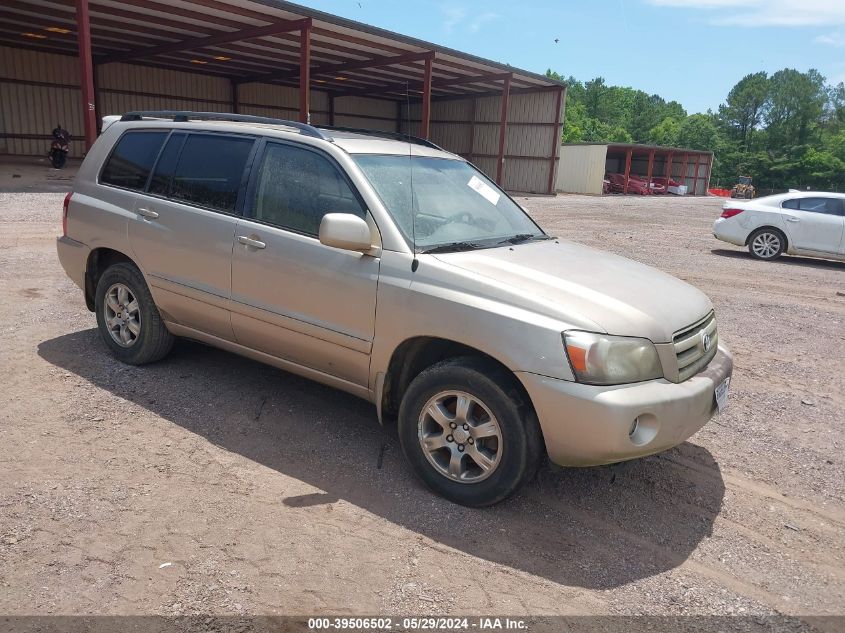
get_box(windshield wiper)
[420,241,486,254]
[497,233,549,245]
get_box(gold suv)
[57,112,732,506]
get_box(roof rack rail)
[119,111,330,141]
[317,126,445,151]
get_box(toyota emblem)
[701,331,712,352]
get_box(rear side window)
[798,197,842,215]
[169,134,254,213]
[148,133,186,197]
[782,199,800,210]
[252,142,365,236]
[100,131,167,191]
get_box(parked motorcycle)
[49,125,70,169]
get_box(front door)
[781,197,845,254]
[128,131,257,340]
[230,140,380,387]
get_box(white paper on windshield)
[467,175,501,206]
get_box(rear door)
[128,131,257,340]
[780,197,845,254]
[229,139,379,387]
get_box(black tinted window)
[782,198,800,210]
[253,143,365,235]
[148,133,186,196]
[170,134,254,212]
[798,197,842,215]
[101,131,167,190]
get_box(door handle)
[237,235,266,249]
[786,217,799,223]
[137,207,159,219]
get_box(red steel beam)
[468,97,477,161]
[100,17,312,65]
[496,73,512,186]
[332,71,527,100]
[75,0,97,152]
[692,154,701,196]
[299,23,311,124]
[623,148,633,195]
[546,86,564,194]
[438,71,514,88]
[646,149,655,196]
[238,50,435,85]
[420,54,433,139]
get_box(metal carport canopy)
[1,0,565,177]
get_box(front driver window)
[253,143,365,236]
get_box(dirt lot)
[1,159,843,627]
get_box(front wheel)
[748,228,785,261]
[398,357,543,507]
[94,262,174,364]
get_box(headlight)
[563,331,663,385]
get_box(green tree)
[766,69,827,148]
[582,77,607,120]
[718,72,769,151]
[630,92,665,142]
[648,117,681,147]
[677,114,722,151]
[548,65,842,191]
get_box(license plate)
[715,377,730,413]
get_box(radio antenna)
[406,81,419,272]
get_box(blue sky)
[301,0,845,114]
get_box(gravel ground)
[0,160,843,627]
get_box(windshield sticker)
[467,175,501,206]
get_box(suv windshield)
[353,155,545,252]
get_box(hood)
[432,239,713,343]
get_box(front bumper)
[56,235,89,291]
[517,345,733,467]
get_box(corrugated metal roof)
[1,0,564,100]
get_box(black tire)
[94,262,174,365]
[397,356,543,507]
[747,227,786,261]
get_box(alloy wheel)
[104,283,141,347]
[751,232,781,259]
[417,390,503,483]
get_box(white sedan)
[713,191,845,261]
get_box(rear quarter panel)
[739,204,787,242]
[67,125,138,268]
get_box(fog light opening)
[628,413,659,447]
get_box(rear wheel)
[398,357,543,507]
[748,228,785,261]
[94,262,174,364]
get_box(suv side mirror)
[319,213,373,252]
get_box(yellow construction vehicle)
[730,175,755,199]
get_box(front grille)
[673,312,718,382]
